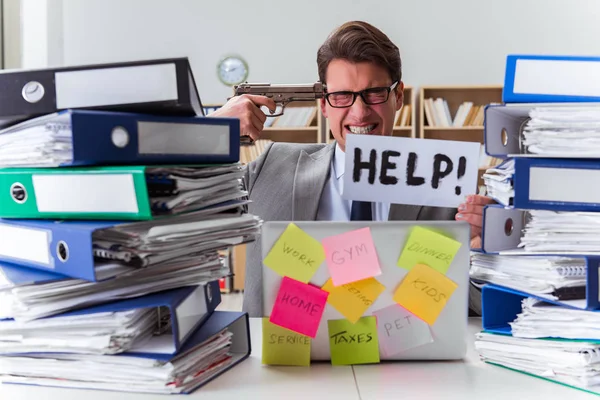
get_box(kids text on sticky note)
[269,276,329,338]
[397,226,461,274]
[262,318,311,366]
[322,227,382,286]
[263,223,325,283]
[372,304,433,356]
[328,316,380,365]
[322,277,385,323]
[393,263,458,325]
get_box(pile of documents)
[0,58,253,394]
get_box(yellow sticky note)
[322,278,385,323]
[261,318,311,366]
[393,263,458,326]
[263,223,325,283]
[397,226,461,274]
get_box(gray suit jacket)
[242,142,457,317]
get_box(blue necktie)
[350,201,373,221]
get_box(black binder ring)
[57,241,69,262]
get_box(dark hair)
[317,21,402,85]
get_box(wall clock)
[217,55,249,86]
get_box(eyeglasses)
[324,81,398,108]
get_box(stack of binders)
[0,58,253,394]
[473,54,600,395]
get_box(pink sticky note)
[322,227,382,286]
[269,276,329,338]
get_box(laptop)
[261,220,471,361]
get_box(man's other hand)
[456,194,496,249]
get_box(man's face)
[320,59,403,152]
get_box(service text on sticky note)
[372,304,433,356]
[328,316,380,365]
[397,226,461,274]
[322,277,385,323]
[262,318,311,366]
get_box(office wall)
[21,0,600,104]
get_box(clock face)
[217,56,249,86]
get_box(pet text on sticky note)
[372,304,433,356]
[328,316,380,365]
[397,226,461,274]
[322,277,385,323]
[262,318,311,366]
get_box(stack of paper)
[482,159,515,206]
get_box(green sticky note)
[262,318,311,366]
[328,316,380,365]
[397,226,462,274]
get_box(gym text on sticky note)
[261,318,311,366]
[269,276,328,338]
[397,226,461,274]
[322,277,385,323]
[393,263,458,325]
[328,316,380,365]
[322,227,382,286]
[372,304,433,356]
[263,223,325,283]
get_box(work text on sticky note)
[263,223,325,283]
[262,318,311,366]
[269,276,328,338]
[372,304,433,356]
[393,263,458,325]
[397,226,461,274]
[322,227,382,286]
[328,316,380,365]
[322,277,385,323]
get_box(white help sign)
[342,134,480,208]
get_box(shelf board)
[393,126,412,130]
[423,126,484,130]
[264,126,317,131]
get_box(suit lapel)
[388,203,422,221]
[292,143,335,220]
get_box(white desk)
[0,318,596,399]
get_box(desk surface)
[0,318,596,399]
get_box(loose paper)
[393,263,458,325]
[322,227,382,286]
[397,226,461,274]
[262,318,311,366]
[328,316,380,365]
[322,277,385,323]
[263,223,325,283]
[372,304,433,356]
[269,276,329,338]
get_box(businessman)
[210,21,494,317]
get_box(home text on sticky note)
[263,223,325,283]
[322,277,385,323]
[269,276,329,338]
[322,227,382,286]
[397,226,461,274]
[328,316,380,365]
[262,318,311,366]
[372,304,433,356]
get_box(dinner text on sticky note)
[269,276,328,338]
[263,223,325,283]
[397,226,461,274]
[262,318,311,366]
[322,277,385,323]
[372,304,433,356]
[328,316,380,365]
[322,227,382,286]
[393,263,458,325]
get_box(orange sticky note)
[392,263,458,325]
[322,278,385,323]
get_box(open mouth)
[346,124,378,135]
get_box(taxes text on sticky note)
[322,227,382,286]
[262,318,311,366]
[393,263,458,325]
[322,277,385,323]
[328,316,380,365]
[397,226,461,274]
[263,223,325,283]
[269,276,328,338]
[372,304,433,356]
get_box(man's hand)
[207,95,277,141]
[455,194,496,249]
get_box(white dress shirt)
[316,143,390,221]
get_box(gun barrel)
[234,82,325,98]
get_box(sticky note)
[261,318,311,366]
[269,276,329,338]
[328,316,380,365]
[322,277,385,323]
[322,227,382,286]
[372,304,433,356]
[397,226,461,274]
[393,263,458,325]
[263,223,325,283]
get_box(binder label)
[0,224,52,266]
[138,121,230,155]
